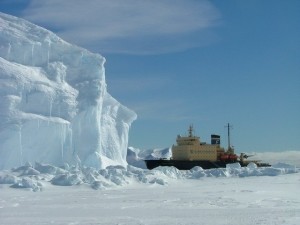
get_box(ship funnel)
[211,134,220,145]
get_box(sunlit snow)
[0,161,299,225]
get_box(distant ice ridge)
[0,13,136,169]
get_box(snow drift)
[0,13,137,169]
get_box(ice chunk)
[226,162,242,170]
[247,162,258,169]
[0,173,19,184]
[126,147,148,169]
[190,166,206,178]
[153,166,182,179]
[35,162,67,175]
[10,177,43,191]
[51,173,83,186]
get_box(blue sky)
[1,0,299,152]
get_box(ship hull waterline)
[144,159,270,170]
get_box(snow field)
[0,168,299,225]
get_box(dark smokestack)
[211,134,220,145]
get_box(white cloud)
[22,0,220,54]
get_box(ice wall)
[0,13,137,169]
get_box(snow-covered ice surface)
[0,169,299,225]
[0,163,299,225]
[0,12,137,170]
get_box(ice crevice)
[0,12,137,170]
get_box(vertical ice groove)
[58,103,61,118]
[18,124,23,166]
[44,36,51,68]
[60,123,65,162]
[31,43,34,66]
[68,124,73,154]
[49,96,53,118]
[19,83,24,99]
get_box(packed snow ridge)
[0,162,298,192]
[0,13,137,170]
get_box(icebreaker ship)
[0,13,137,169]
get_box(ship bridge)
[176,125,201,146]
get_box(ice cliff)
[0,13,137,169]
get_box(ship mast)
[225,123,233,151]
[188,125,193,137]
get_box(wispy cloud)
[21,0,220,54]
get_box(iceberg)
[0,13,137,169]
